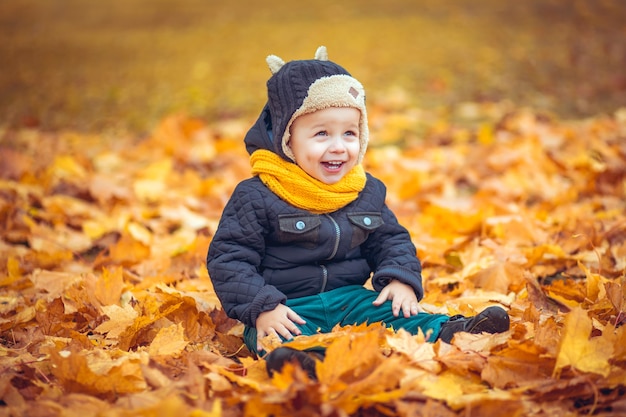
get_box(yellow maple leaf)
[148,323,189,357]
[553,306,612,377]
[48,155,87,180]
[0,256,21,287]
[385,328,441,373]
[133,159,173,202]
[411,370,466,404]
[579,262,609,303]
[94,303,138,339]
[150,227,198,259]
[127,221,153,246]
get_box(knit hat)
[266,46,369,163]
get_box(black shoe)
[438,306,510,343]
[265,347,320,380]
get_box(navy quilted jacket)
[206,106,424,327]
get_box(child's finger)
[286,309,306,324]
[372,289,389,306]
[256,330,267,351]
[275,324,296,341]
[402,301,413,318]
[257,328,282,349]
[283,320,302,336]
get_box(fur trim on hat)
[281,74,368,163]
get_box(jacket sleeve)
[361,180,425,300]
[206,180,286,327]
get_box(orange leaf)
[317,323,386,383]
[482,341,554,389]
[107,233,151,266]
[94,267,125,306]
[148,323,189,357]
[29,270,82,301]
[45,346,148,395]
[468,260,525,294]
[117,300,183,351]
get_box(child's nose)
[328,135,347,152]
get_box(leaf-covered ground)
[2,1,626,416]
[1,102,625,416]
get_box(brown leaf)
[482,341,554,389]
[524,274,570,313]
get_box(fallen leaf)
[93,267,125,306]
[44,346,148,395]
[553,307,612,377]
[148,323,189,357]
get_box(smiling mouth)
[322,161,344,170]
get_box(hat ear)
[266,54,285,74]
[314,46,328,61]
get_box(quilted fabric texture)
[207,106,424,327]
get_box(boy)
[207,46,509,379]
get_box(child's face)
[287,107,361,184]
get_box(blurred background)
[1,0,625,135]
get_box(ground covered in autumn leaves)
[2,1,626,415]
[1,101,626,416]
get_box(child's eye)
[345,130,357,136]
[315,131,328,136]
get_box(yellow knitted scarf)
[250,149,366,214]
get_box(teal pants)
[244,285,450,355]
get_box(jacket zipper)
[320,215,340,293]
[325,214,341,259]
[320,265,328,292]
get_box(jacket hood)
[244,103,292,160]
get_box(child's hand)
[255,304,306,351]
[373,279,423,318]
